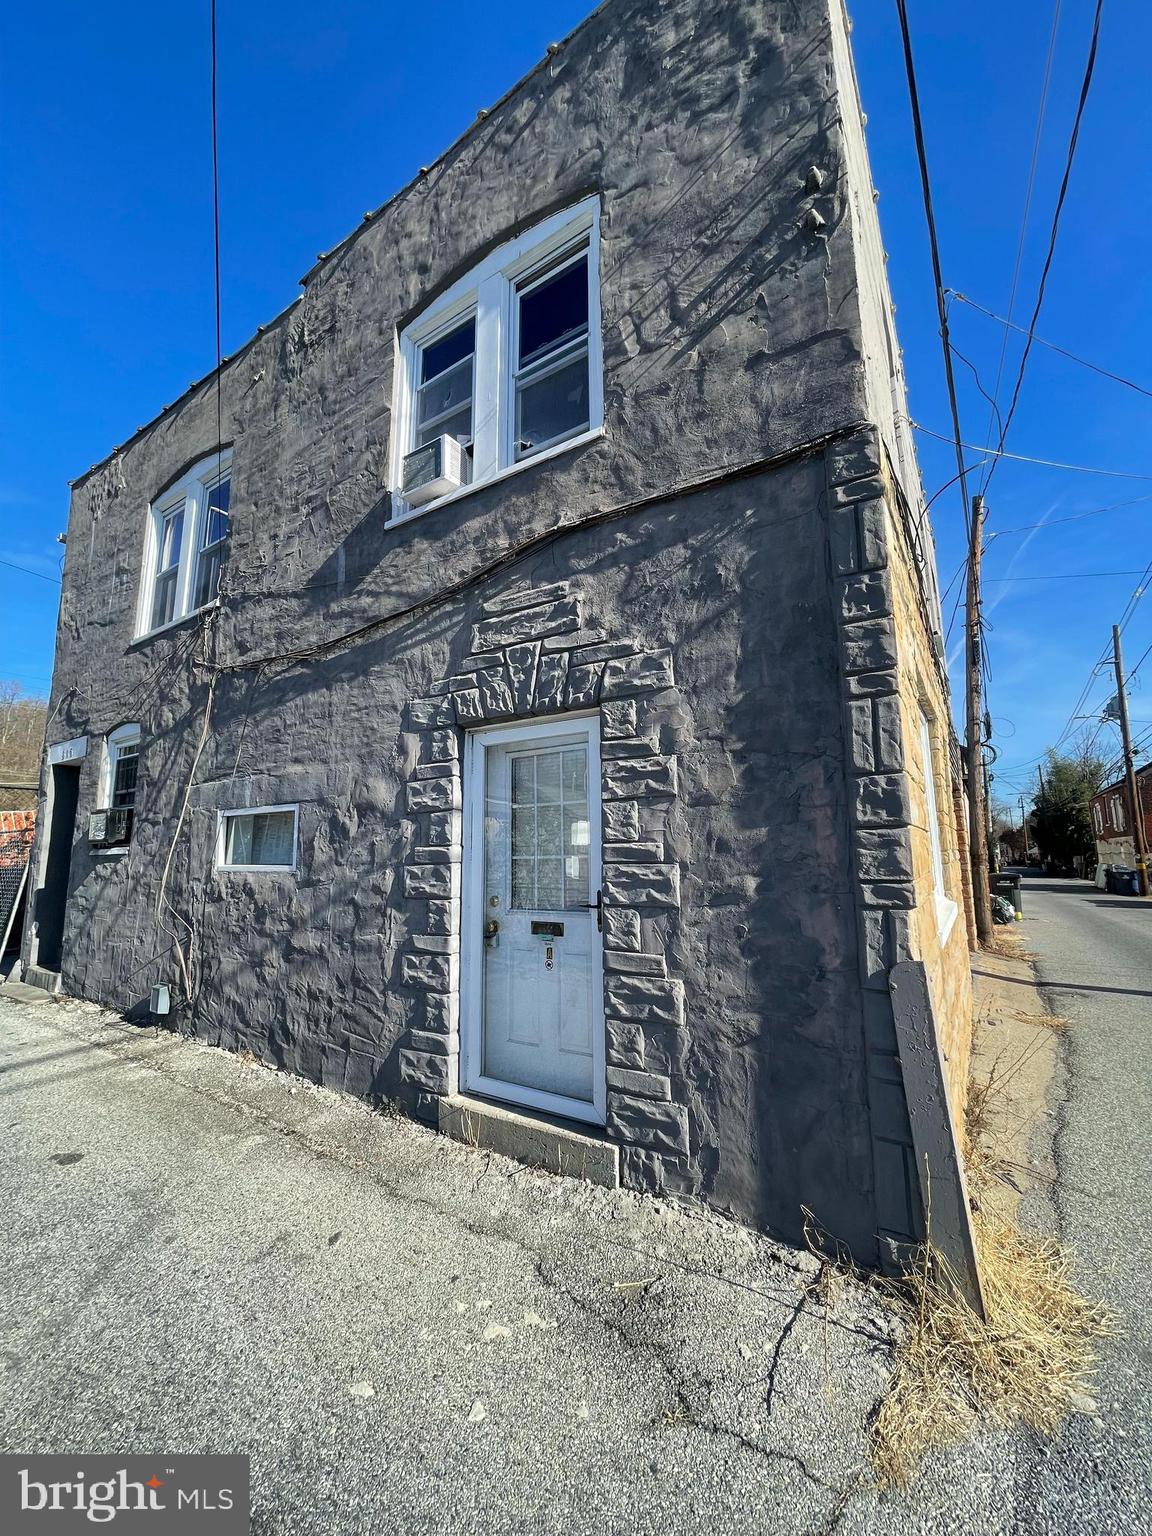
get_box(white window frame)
[216,804,299,874]
[136,450,233,638]
[919,711,958,943]
[102,723,141,809]
[389,197,604,525]
[1092,801,1104,836]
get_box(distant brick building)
[0,805,36,957]
[1091,766,1152,869]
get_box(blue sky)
[3,1,1151,804]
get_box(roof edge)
[69,0,613,495]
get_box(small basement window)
[218,805,298,872]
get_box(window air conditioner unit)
[88,808,133,847]
[400,435,469,507]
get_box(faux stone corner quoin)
[396,579,689,1192]
[825,429,925,1258]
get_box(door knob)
[483,918,500,948]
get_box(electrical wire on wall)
[153,0,227,1010]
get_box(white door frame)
[460,711,606,1126]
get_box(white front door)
[461,715,605,1125]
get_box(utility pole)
[983,756,998,873]
[966,494,994,943]
[1019,795,1028,864]
[1112,624,1150,896]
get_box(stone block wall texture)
[23,0,969,1263]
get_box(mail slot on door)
[530,920,565,938]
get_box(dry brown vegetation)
[871,1213,1113,1487]
[981,929,1039,963]
[867,985,1113,1488]
[0,682,48,784]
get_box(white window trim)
[216,804,299,874]
[389,197,603,523]
[919,712,959,944]
[102,723,141,808]
[136,450,233,639]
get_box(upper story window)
[391,197,602,519]
[137,451,232,637]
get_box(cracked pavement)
[0,976,1133,1533]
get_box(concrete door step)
[24,966,62,994]
[0,981,53,1005]
[438,1094,620,1189]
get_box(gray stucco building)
[21,0,974,1267]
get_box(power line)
[984,569,1152,582]
[893,0,973,543]
[954,291,1152,402]
[0,557,61,585]
[981,0,1105,494]
[989,494,1152,537]
[911,422,1152,479]
[210,0,225,492]
[1124,636,1152,683]
[980,0,1063,452]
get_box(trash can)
[1108,867,1140,897]
[991,872,1023,916]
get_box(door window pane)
[507,746,590,910]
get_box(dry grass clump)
[871,1214,1113,1487]
[981,931,1038,962]
[1011,1007,1070,1031]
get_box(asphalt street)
[0,875,1147,1534]
[996,872,1152,1536]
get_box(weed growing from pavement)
[870,1210,1113,1487]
